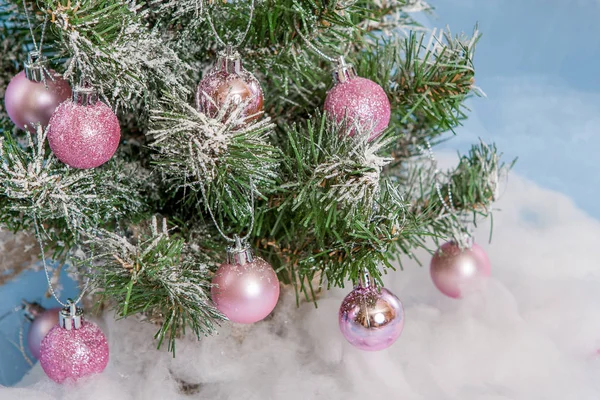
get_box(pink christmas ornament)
[39,302,109,383]
[23,301,60,360]
[430,241,491,299]
[211,240,280,324]
[47,85,120,169]
[324,58,391,141]
[339,275,404,351]
[4,52,71,131]
[196,48,263,123]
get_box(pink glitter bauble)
[39,319,109,383]
[430,241,491,299]
[211,256,280,324]
[27,307,61,360]
[339,286,404,351]
[4,70,72,131]
[324,76,391,141]
[47,100,120,169]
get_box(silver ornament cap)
[24,51,48,83]
[72,79,98,106]
[226,236,254,265]
[214,45,244,75]
[22,300,46,322]
[58,299,84,330]
[332,56,357,84]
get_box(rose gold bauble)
[195,49,263,123]
[339,280,404,351]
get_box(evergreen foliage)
[0,0,511,353]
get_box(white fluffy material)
[3,170,600,399]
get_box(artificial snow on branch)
[0,125,145,236]
[149,91,280,222]
[88,216,223,354]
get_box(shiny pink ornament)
[47,87,120,169]
[430,241,491,299]
[23,302,60,360]
[4,53,72,131]
[39,304,109,383]
[339,280,404,351]
[211,242,280,324]
[324,58,391,141]
[196,49,263,123]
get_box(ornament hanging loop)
[206,0,256,49]
[198,176,256,244]
[332,56,357,84]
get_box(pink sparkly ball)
[339,286,404,351]
[39,319,109,383]
[211,257,280,324]
[324,76,391,141]
[430,241,491,299]
[4,70,72,131]
[47,101,120,169]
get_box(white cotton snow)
[2,168,600,399]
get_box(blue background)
[0,267,78,386]
[1,0,599,387]
[430,0,600,218]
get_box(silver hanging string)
[419,140,472,248]
[205,0,256,49]
[38,14,49,54]
[32,213,89,308]
[422,140,455,214]
[22,0,48,54]
[22,0,38,52]
[294,21,339,63]
[17,321,33,367]
[198,178,256,244]
[0,305,24,323]
[0,305,33,365]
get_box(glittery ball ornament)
[196,48,263,123]
[4,52,71,131]
[39,302,109,383]
[430,240,491,299]
[211,239,280,324]
[339,276,404,351]
[324,58,391,141]
[23,301,60,360]
[47,85,120,169]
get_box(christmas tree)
[0,0,508,380]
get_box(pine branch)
[149,91,280,225]
[86,217,223,355]
[405,141,514,245]
[0,125,148,249]
[254,115,412,293]
[39,0,191,112]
